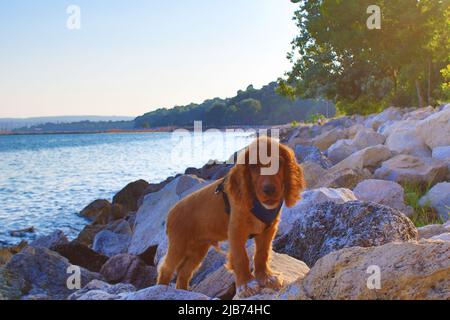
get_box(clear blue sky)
[0,0,297,118]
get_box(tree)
[280,0,450,114]
[236,98,262,124]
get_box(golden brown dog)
[157,136,305,297]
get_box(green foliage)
[440,64,450,102]
[291,120,299,128]
[134,82,336,128]
[402,182,443,227]
[281,0,450,114]
[307,112,326,124]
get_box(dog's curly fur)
[157,137,305,296]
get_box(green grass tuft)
[402,182,443,227]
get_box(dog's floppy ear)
[280,143,305,207]
[225,147,253,210]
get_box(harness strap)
[215,176,283,236]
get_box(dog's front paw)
[257,273,283,290]
[236,279,260,298]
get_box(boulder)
[432,146,450,179]
[416,107,450,149]
[331,145,392,172]
[93,230,131,257]
[430,233,450,241]
[68,279,136,300]
[75,223,105,247]
[402,106,436,120]
[352,128,386,150]
[294,145,332,169]
[137,176,178,208]
[374,155,448,186]
[79,199,111,221]
[52,241,109,273]
[192,247,309,300]
[419,182,450,222]
[327,139,355,164]
[301,161,327,188]
[0,241,27,266]
[417,224,449,239]
[274,201,418,267]
[128,175,208,256]
[93,203,126,225]
[100,254,157,289]
[385,126,431,157]
[113,179,149,213]
[312,128,348,151]
[30,230,69,249]
[233,253,310,300]
[124,285,213,300]
[312,167,370,190]
[353,179,413,217]
[278,188,357,237]
[280,240,450,300]
[3,246,101,300]
[365,107,404,130]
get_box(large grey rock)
[312,128,348,150]
[93,230,131,257]
[273,201,418,267]
[432,146,450,179]
[192,246,309,300]
[374,155,448,186]
[417,224,450,239]
[3,246,101,300]
[312,167,370,190]
[232,253,310,300]
[30,230,69,249]
[294,145,332,169]
[278,188,357,237]
[128,175,208,256]
[353,179,413,216]
[416,107,450,149]
[385,123,431,157]
[301,161,327,188]
[332,145,392,172]
[352,128,386,150]
[279,240,450,300]
[100,254,157,289]
[419,182,450,222]
[365,107,404,130]
[124,285,213,300]
[402,106,436,120]
[68,279,136,300]
[327,139,356,164]
[430,233,450,241]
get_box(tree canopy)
[279,0,450,115]
[134,82,335,128]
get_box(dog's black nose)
[263,184,276,196]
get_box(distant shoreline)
[0,124,285,136]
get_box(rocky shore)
[1,104,449,300]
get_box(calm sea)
[0,132,253,246]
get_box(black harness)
[215,177,283,236]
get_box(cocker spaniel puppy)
[157,136,305,297]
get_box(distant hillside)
[0,116,134,131]
[135,82,335,128]
[12,120,134,133]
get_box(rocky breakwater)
[1,104,449,300]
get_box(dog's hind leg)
[157,242,185,285]
[175,243,210,290]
